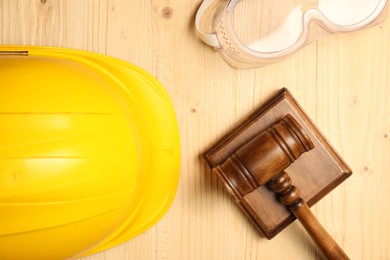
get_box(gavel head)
[215,114,314,202]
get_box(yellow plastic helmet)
[0,46,180,259]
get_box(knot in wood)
[162,6,173,19]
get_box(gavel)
[216,114,349,260]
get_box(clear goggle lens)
[196,0,387,68]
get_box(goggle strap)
[195,0,221,48]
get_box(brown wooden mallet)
[214,114,349,260]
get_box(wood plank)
[0,0,389,259]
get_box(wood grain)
[0,1,389,259]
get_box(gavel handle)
[268,172,349,260]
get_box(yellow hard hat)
[0,46,180,259]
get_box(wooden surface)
[0,1,389,259]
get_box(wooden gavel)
[217,114,349,260]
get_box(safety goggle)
[196,0,388,69]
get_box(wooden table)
[1,1,389,259]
